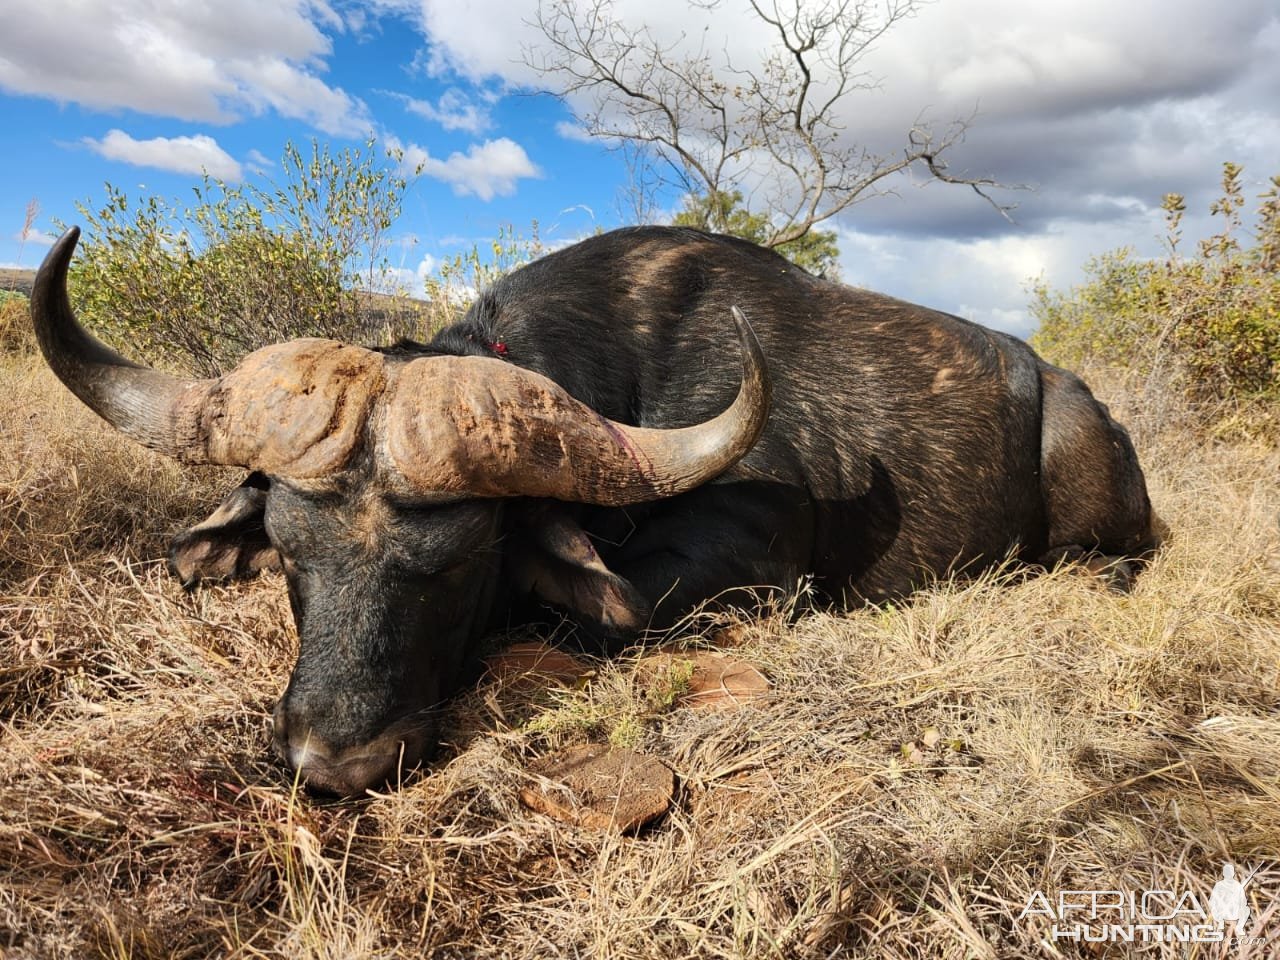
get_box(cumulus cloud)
[554,121,593,143]
[399,137,541,200]
[83,130,244,182]
[0,0,370,134]
[409,0,542,82]
[409,0,1276,213]
[384,88,493,133]
[392,0,1279,333]
[14,227,56,248]
[231,57,373,136]
[409,0,737,85]
[835,215,1152,336]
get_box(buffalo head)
[31,227,770,795]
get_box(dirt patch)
[519,744,676,832]
[484,640,593,687]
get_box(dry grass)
[1,349,1277,959]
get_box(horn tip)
[50,224,80,258]
[36,226,81,288]
[727,304,765,371]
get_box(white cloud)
[872,1,1274,122]
[411,0,735,85]
[0,0,369,134]
[554,121,593,143]
[231,58,372,136]
[13,228,56,248]
[387,88,492,133]
[399,137,541,201]
[396,0,1275,340]
[368,252,442,297]
[245,149,274,176]
[83,130,244,182]
[408,0,1277,223]
[835,213,1152,337]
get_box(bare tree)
[526,0,1012,246]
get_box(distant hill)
[0,268,35,297]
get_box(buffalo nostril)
[274,727,430,797]
[288,741,397,797]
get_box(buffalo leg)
[596,481,813,641]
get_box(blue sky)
[2,0,1278,336]
[0,2,627,277]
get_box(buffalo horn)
[383,306,771,505]
[30,226,212,457]
[36,226,771,496]
[31,228,385,477]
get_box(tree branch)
[524,0,1019,249]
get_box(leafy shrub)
[67,140,418,377]
[418,223,547,331]
[1031,164,1280,404]
[673,189,840,278]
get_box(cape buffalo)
[31,226,1158,795]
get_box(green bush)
[673,189,840,278]
[1031,164,1280,405]
[66,140,417,377]
[419,223,547,332]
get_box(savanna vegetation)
[1032,163,1280,408]
[0,162,1277,958]
[63,140,419,377]
[673,190,840,278]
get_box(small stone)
[484,641,591,686]
[636,648,771,711]
[519,744,675,833]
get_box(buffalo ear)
[168,472,280,589]
[510,506,650,635]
